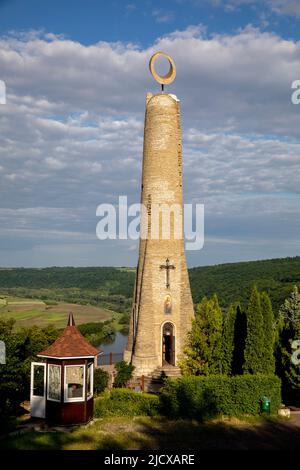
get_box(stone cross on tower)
[124,52,195,376]
[160,258,175,289]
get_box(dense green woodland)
[189,256,300,313]
[0,267,135,296]
[1,256,300,312]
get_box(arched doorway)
[162,322,175,366]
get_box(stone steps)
[150,366,182,380]
[142,366,182,392]
[127,366,182,393]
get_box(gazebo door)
[30,362,46,418]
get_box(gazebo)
[30,313,101,425]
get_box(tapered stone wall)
[123,92,194,376]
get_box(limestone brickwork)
[123,91,195,376]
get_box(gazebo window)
[48,364,61,402]
[32,364,45,397]
[64,365,85,402]
[87,363,93,399]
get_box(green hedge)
[94,388,160,418]
[160,375,281,420]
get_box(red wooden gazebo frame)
[30,313,101,425]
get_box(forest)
[0,256,300,314]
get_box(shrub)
[114,361,135,387]
[94,368,109,395]
[160,374,281,420]
[94,388,159,417]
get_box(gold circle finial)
[149,52,176,86]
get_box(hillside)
[0,256,300,313]
[189,256,300,313]
[0,266,135,296]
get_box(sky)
[0,0,300,267]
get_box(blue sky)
[0,0,300,267]
[1,0,300,45]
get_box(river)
[99,331,128,354]
[97,331,128,365]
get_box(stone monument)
[124,52,195,376]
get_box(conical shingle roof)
[38,312,101,359]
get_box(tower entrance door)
[162,322,175,366]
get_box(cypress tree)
[210,294,224,374]
[260,291,275,374]
[180,294,223,376]
[243,285,264,374]
[222,303,248,376]
[232,305,247,375]
[222,303,238,375]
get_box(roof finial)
[67,312,76,326]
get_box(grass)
[2,309,46,321]
[0,296,114,328]
[110,311,127,332]
[1,415,298,450]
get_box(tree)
[114,361,135,388]
[243,285,264,374]
[94,368,109,395]
[279,285,300,325]
[277,286,300,403]
[222,303,239,375]
[222,303,248,376]
[21,325,59,396]
[231,304,247,375]
[0,320,59,431]
[180,295,223,376]
[0,319,24,430]
[260,291,275,374]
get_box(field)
[0,296,113,328]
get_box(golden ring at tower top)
[149,52,176,86]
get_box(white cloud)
[261,0,300,17]
[0,27,300,265]
[213,0,300,18]
[152,9,175,23]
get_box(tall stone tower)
[124,52,194,376]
